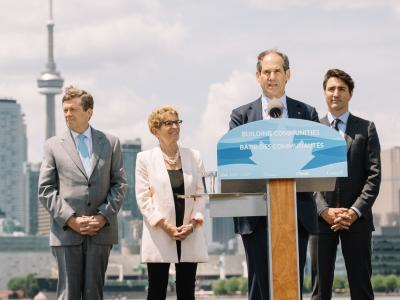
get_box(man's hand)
[331,209,358,232]
[321,208,347,226]
[67,215,107,236]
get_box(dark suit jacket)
[229,96,319,235]
[315,114,381,233]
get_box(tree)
[212,279,227,295]
[225,277,240,294]
[384,274,398,292]
[238,277,248,295]
[7,273,39,298]
[372,275,386,292]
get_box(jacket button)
[87,202,91,207]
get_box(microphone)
[267,99,284,118]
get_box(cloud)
[185,71,259,171]
[246,0,400,13]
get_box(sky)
[1,0,400,171]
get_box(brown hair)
[323,69,355,93]
[257,49,290,72]
[148,106,179,135]
[62,85,94,111]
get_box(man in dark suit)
[310,69,381,300]
[229,49,319,300]
[38,86,128,300]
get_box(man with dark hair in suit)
[310,69,381,300]
[38,86,128,300]
[229,49,319,300]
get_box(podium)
[209,119,347,300]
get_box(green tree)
[225,277,240,294]
[238,277,248,295]
[212,279,227,295]
[333,275,348,292]
[372,274,386,292]
[384,274,398,292]
[303,276,312,293]
[7,273,39,298]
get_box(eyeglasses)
[160,120,183,127]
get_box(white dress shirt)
[261,93,288,120]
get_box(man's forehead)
[261,54,284,69]
[326,77,348,87]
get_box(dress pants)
[310,230,373,300]
[51,237,112,300]
[147,261,197,300]
[241,218,309,300]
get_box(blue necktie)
[77,134,91,176]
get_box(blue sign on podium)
[217,119,347,180]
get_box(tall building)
[121,139,142,218]
[23,162,41,235]
[374,147,400,227]
[0,99,27,226]
[212,218,236,252]
[37,0,64,139]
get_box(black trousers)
[147,261,197,300]
[310,230,373,300]
[241,218,309,300]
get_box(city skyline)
[1,0,400,172]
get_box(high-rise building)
[212,217,236,252]
[0,99,27,226]
[23,162,41,235]
[374,147,400,227]
[121,139,142,219]
[37,0,64,139]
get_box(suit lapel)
[321,114,354,151]
[60,130,87,178]
[179,146,193,196]
[248,98,263,121]
[344,114,355,152]
[90,128,105,178]
[286,97,303,119]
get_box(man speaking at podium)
[310,69,381,300]
[229,49,319,300]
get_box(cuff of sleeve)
[318,207,328,216]
[350,206,362,218]
[147,211,164,227]
[191,212,204,225]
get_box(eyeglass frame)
[160,119,183,127]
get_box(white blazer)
[135,145,209,263]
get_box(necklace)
[162,149,180,165]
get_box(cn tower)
[37,0,64,139]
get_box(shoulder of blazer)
[347,113,371,127]
[287,97,315,112]
[232,97,261,114]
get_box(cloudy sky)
[1,0,400,171]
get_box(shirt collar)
[327,111,350,125]
[70,125,92,141]
[261,93,287,109]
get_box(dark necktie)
[332,118,341,131]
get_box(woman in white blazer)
[135,106,208,300]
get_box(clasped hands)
[321,208,358,232]
[157,219,195,241]
[67,214,107,236]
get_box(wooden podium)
[210,118,347,299]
